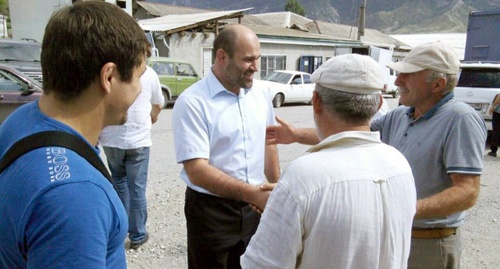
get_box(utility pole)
[357,0,366,40]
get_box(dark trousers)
[185,187,260,269]
[491,112,500,153]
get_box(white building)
[391,33,466,61]
[8,0,132,42]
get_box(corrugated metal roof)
[313,21,409,49]
[250,12,406,49]
[138,8,251,33]
[135,2,399,48]
[252,12,313,29]
[238,15,270,26]
[137,1,211,16]
[247,24,357,44]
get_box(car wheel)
[272,94,283,108]
[162,90,170,108]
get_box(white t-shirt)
[99,66,164,149]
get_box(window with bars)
[260,55,286,78]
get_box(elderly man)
[241,54,417,268]
[265,42,487,269]
[375,42,486,269]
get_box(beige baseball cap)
[387,42,460,75]
[311,53,384,95]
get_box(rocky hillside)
[145,0,500,34]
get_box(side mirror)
[20,83,36,96]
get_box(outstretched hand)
[266,116,296,145]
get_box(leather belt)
[411,227,457,239]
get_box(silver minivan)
[454,62,500,131]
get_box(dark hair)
[212,25,238,59]
[41,1,151,102]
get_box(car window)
[177,63,196,77]
[0,43,41,62]
[262,72,292,84]
[0,70,24,91]
[458,68,500,88]
[152,62,174,75]
[303,74,312,84]
[291,75,302,85]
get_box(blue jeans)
[103,146,150,243]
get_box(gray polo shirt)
[371,93,487,228]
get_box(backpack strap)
[0,131,115,190]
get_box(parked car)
[0,64,43,123]
[454,62,500,131]
[382,69,398,98]
[147,57,200,107]
[0,39,42,83]
[254,70,315,108]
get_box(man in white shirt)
[99,66,164,249]
[241,54,417,269]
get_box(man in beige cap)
[241,54,417,269]
[265,42,487,269]
[374,41,487,269]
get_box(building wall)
[8,0,133,42]
[8,0,68,42]
[167,32,215,78]
[0,14,7,38]
[260,42,337,73]
[164,33,344,79]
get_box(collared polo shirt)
[371,93,487,227]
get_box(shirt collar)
[207,67,249,98]
[406,92,454,120]
[307,131,382,153]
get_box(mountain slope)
[145,0,500,33]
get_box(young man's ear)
[100,62,117,94]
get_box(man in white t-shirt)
[99,66,164,249]
[241,54,416,269]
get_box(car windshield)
[262,72,292,84]
[0,43,41,62]
[458,68,500,88]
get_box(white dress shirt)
[172,69,276,195]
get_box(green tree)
[0,0,8,15]
[285,0,305,16]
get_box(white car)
[382,69,399,98]
[254,70,315,108]
[454,62,500,131]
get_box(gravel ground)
[108,98,500,269]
